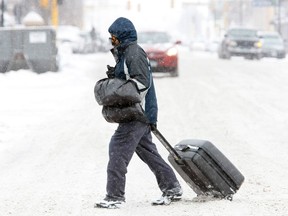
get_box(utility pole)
[239,0,243,26]
[278,0,281,35]
[171,0,175,8]
[40,0,59,26]
[127,0,131,10]
[51,0,59,26]
[0,0,4,27]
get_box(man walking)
[95,17,182,209]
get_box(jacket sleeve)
[124,45,150,90]
[125,43,158,124]
[144,78,158,124]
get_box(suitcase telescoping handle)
[152,128,182,163]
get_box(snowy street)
[1,49,288,216]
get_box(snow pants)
[105,121,180,201]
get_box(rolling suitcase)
[152,128,245,201]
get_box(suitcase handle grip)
[152,128,182,163]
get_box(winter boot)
[94,199,125,209]
[152,187,183,205]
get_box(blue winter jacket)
[108,17,158,124]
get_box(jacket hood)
[108,17,137,43]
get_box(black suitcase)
[152,129,245,201]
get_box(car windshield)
[228,29,257,37]
[138,32,171,44]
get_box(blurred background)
[0,0,288,73]
[1,0,288,44]
[2,2,288,215]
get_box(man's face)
[109,35,120,47]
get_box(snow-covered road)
[1,50,288,216]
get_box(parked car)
[137,31,181,77]
[218,28,262,60]
[206,40,220,52]
[72,31,95,54]
[56,25,82,53]
[258,31,286,59]
[72,31,110,54]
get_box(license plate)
[150,60,157,67]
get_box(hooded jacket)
[108,17,158,124]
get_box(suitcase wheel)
[225,195,233,201]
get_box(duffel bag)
[94,78,141,106]
[102,103,147,123]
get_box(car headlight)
[254,41,262,48]
[228,41,237,47]
[166,47,178,56]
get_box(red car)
[138,31,181,77]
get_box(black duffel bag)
[94,78,141,106]
[102,103,147,123]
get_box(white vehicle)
[56,25,82,53]
[258,31,286,59]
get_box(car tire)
[255,54,262,60]
[224,53,231,59]
[277,54,285,59]
[222,50,231,59]
[218,53,224,59]
[0,61,8,73]
[170,68,179,77]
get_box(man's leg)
[105,121,147,201]
[135,125,181,194]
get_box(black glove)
[150,123,157,132]
[106,65,115,78]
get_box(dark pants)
[105,121,180,201]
